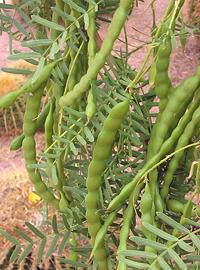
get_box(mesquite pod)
[86,99,129,269]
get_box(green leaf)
[84,127,94,142]
[157,257,172,270]
[183,218,200,227]
[14,228,33,243]
[12,18,29,36]
[167,248,187,270]
[31,15,65,32]
[55,66,65,82]
[178,240,195,252]
[67,117,83,128]
[51,7,79,26]
[1,67,33,75]
[130,236,166,251]
[17,243,33,264]
[62,214,70,229]
[10,245,21,263]
[128,130,141,146]
[58,233,69,254]
[119,256,149,269]
[25,222,46,239]
[132,119,149,136]
[76,135,87,146]
[142,222,178,242]
[46,234,59,259]
[64,107,85,118]
[120,250,157,259]
[87,0,98,11]
[16,6,31,24]
[21,39,53,48]
[52,215,59,234]
[62,0,85,13]
[190,233,200,250]
[0,229,19,245]
[49,41,60,60]
[156,212,189,234]
[8,52,41,60]
[70,142,78,155]
[37,238,46,264]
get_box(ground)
[0,0,200,259]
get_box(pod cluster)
[59,0,133,107]
[161,104,200,202]
[22,88,59,209]
[108,67,200,212]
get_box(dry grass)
[0,73,24,96]
[0,169,41,232]
[0,133,47,252]
[0,60,35,96]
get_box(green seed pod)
[97,130,116,145]
[141,182,157,257]
[85,0,97,121]
[167,199,184,213]
[0,90,21,109]
[86,89,96,120]
[141,183,152,212]
[10,102,50,151]
[93,145,112,160]
[88,223,101,237]
[45,101,55,152]
[91,211,117,258]
[86,176,102,192]
[88,161,105,177]
[85,191,99,208]
[86,99,129,270]
[10,134,25,151]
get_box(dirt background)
[0,0,200,260]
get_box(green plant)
[23,85,59,209]
[0,0,200,269]
[59,0,133,107]
[86,99,129,269]
[119,212,200,269]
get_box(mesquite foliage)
[0,0,200,269]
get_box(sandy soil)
[0,0,200,260]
